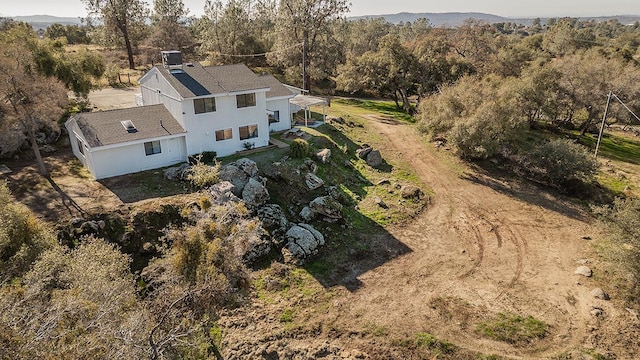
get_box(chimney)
[161,51,183,70]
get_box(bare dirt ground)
[343,117,637,357]
[218,116,639,359]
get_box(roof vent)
[121,120,137,133]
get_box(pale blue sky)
[2,0,638,18]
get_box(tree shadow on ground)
[98,167,190,203]
[257,123,415,292]
[462,161,603,223]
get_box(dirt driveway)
[324,116,637,358]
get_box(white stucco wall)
[180,92,270,157]
[88,136,187,179]
[266,97,293,133]
[140,68,185,126]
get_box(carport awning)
[290,94,327,108]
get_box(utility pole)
[595,91,613,158]
[302,36,307,92]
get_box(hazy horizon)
[2,0,639,19]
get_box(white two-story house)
[66,51,297,179]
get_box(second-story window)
[194,97,216,114]
[236,93,256,108]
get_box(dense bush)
[593,197,640,301]
[187,160,221,189]
[526,139,598,186]
[188,151,217,165]
[418,75,527,159]
[0,181,55,282]
[290,138,310,158]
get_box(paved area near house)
[88,86,140,110]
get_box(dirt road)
[327,116,635,358]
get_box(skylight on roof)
[121,120,137,133]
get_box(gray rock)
[356,147,372,159]
[80,221,100,234]
[574,266,593,277]
[375,197,387,209]
[591,288,610,300]
[236,233,272,264]
[163,163,191,180]
[299,206,315,221]
[316,148,331,163]
[283,223,325,263]
[209,181,240,203]
[257,204,290,245]
[401,185,424,200]
[309,196,343,219]
[70,217,85,228]
[97,220,106,229]
[305,173,325,190]
[242,178,270,208]
[234,158,259,177]
[219,164,249,196]
[366,149,383,167]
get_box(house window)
[216,128,233,141]
[239,125,258,140]
[144,141,162,156]
[76,138,84,155]
[268,110,280,124]
[236,93,256,108]
[194,97,216,114]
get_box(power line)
[208,42,303,58]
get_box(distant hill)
[349,12,640,27]
[350,12,511,27]
[5,15,82,29]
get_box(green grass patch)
[477,313,548,344]
[596,172,632,196]
[576,132,640,164]
[363,321,388,336]
[280,308,294,323]
[333,98,415,123]
[413,332,456,354]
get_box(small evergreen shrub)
[527,139,598,186]
[290,138,310,158]
[188,151,217,165]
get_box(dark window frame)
[236,93,256,108]
[194,97,216,114]
[215,128,233,141]
[239,124,258,140]
[144,140,162,156]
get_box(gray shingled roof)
[260,74,298,99]
[70,104,185,148]
[156,63,270,99]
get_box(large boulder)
[219,164,249,196]
[209,181,240,203]
[366,150,383,167]
[234,229,272,264]
[242,178,270,208]
[309,196,343,219]
[305,173,325,190]
[283,223,325,263]
[257,204,290,246]
[234,158,259,177]
[164,163,191,181]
